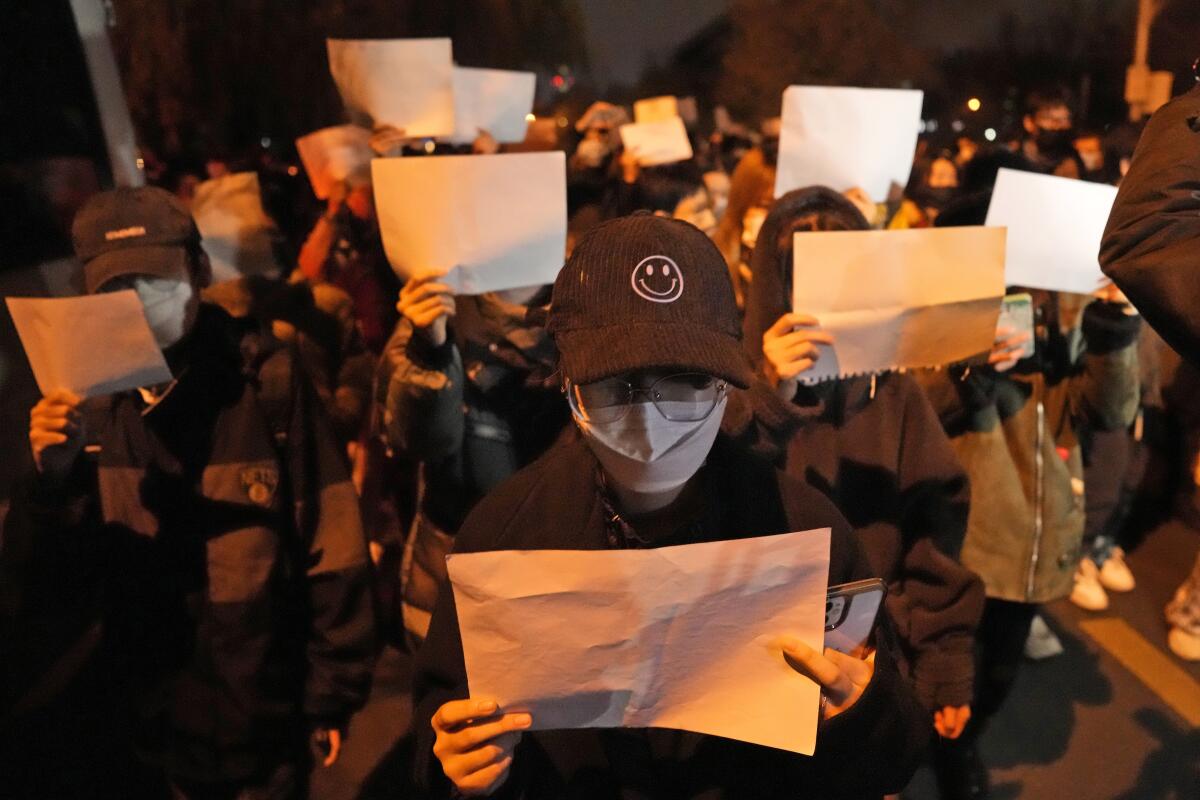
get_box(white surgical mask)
[575,138,611,168]
[575,397,728,494]
[133,276,197,349]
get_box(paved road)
[315,520,1200,799]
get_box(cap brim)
[84,244,190,293]
[556,321,755,388]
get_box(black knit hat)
[547,214,753,387]
[72,186,201,293]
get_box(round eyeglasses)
[565,372,728,424]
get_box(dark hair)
[638,160,706,214]
[1024,86,1073,119]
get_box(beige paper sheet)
[985,168,1117,294]
[7,291,171,397]
[448,67,536,145]
[192,172,280,283]
[448,528,831,755]
[327,38,455,137]
[634,95,679,123]
[619,117,693,167]
[775,86,924,200]
[372,152,566,294]
[792,226,1006,383]
[296,125,374,199]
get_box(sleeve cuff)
[1083,299,1142,355]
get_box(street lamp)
[967,97,982,112]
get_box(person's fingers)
[30,413,79,435]
[400,279,452,307]
[323,729,342,768]
[776,358,815,379]
[455,756,513,796]
[407,299,456,328]
[450,713,532,752]
[32,401,81,422]
[434,699,497,732]
[778,334,832,355]
[30,431,68,450]
[406,295,455,320]
[780,637,855,702]
[41,389,82,407]
[450,737,517,775]
[823,647,875,688]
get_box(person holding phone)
[412,214,930,798]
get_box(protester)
[413,214,930,798]
[729,185,984,747]
[1100,81,1200,660]
[1019,87,1084,178]
[375,277,568,646]
[2,186,378,797]
[889,156,959,229]
[712,146,776,310]
[917,198,1140,795]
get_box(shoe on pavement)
[1070,558,1109,611]
[1167,627,1200,661]
[1024,614,1064,660]
[1098,547,1136,592]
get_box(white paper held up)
[634,95,679,123]
[775,86,924,200]
[326,38,455,138]
[295,125,374,199]
[6,292,171,398]
[619,118,694,167]
[372,152,566,294]
[448,528,831,755]
[792,226,1006,383]
[448,67,536,145]
[191,172,281,283]
[985,168,1117,294]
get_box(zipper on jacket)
[1027,399,1046,599]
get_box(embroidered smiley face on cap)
[631,255,684,303]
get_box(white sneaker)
[1166,627,1200,661]
[1099,547,1136,592]
[1024,614,1065,660]
[1070,558,1110,611]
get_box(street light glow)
[984,127,997,141]
[967,97,982,112]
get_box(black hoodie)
[727,186,984,710]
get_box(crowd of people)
[3,63,1200,800]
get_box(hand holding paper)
[28,389,85,480]
[762,313,835,396]
[448,529,833,754]
[619,118,693,167]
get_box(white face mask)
[575,138,611,168]
[575,397,728,494]
[133,276,197,349]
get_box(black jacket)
[723,376,982,710]
[413,435,931,799]
[1101,84,1200,365]
[0,305,377,783]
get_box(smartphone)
[825,578,887,657]
[997,292,1036,360]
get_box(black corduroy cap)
[72,186,201,293]
[547,214,753,387]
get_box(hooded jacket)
[413,435,932,799]
[1100,84,1200,366]
[731,186,984,710]
[375,292,570,643]
[0,304,377,783]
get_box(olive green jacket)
[917,298,1140,603]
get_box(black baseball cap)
[547,214,753,388]
[72,186,201,293]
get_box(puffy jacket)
[0,304,377,783]
[916,295,1140,602]
[375,292,569,642]
[1100,84,1200,366]
[413,435,932,799]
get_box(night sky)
[579,0,1133,88]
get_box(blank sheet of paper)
[447,67,536,145]
[792,226,1006,383]
[327,38,455,137]
[448,528,831,755]
[7,291,171,397]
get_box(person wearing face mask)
[1020,87,1084,179]
[4,186,378,798]
[375,275,569,648]
[412,214,930,799]
[566,102,630,221]
[889,155,960,230]
[727,185,984,779]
